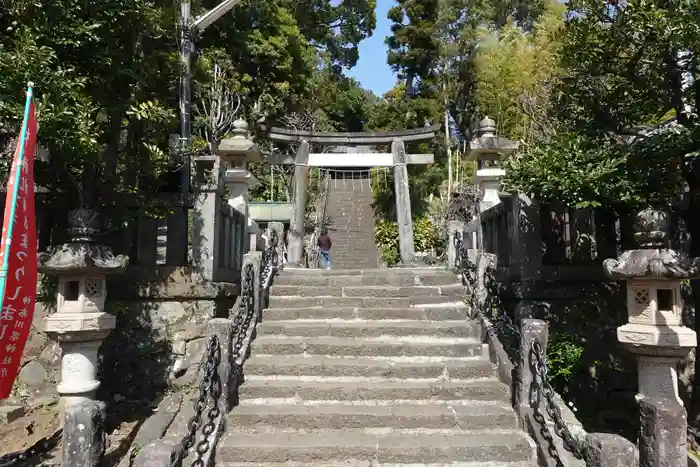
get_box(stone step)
[222,462,537,467]
[262,306,471,322]
[271,285,463,298]
[268,295,464,309]
[218,430,534,464]
[251,336,485,358]
[243,355,495,380]
[239,378,510,402]
[226,403,517,431]
[274,273,459,286]
[256,320,480,339]
[281,268,457,277]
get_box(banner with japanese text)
[0,85,38,399]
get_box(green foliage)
[413,217,444,253]
[473,1,564,141]
[504,132,684,209]
[554,0,700,133]
[374,219,400,266]
[374,217,443,266]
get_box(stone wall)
[5,268,238,410]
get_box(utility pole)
[178,0,243,194]
[179,2,192,195]
[444,80,452,198]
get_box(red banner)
[0,101,38,399]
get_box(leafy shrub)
[374,217,444,266]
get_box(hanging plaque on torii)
[262,124,440,267]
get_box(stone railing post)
[191,319,234,467]
[474,252,496,311]
[235,253,261,367]
[584,433,636,467]
[192,152,225,282]
[447,220,465,270]
[268,221,285,269]
[288,141,310,266]
[38,208,129,466]
[604,208,698,467]
[517,318,548,417]
[392,138,415,265]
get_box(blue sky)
[345,0,397,96]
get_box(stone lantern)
[218,119,261,219]
[604,208,698,466]
[466,116,519,211]
[38,208,128,407]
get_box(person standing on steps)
[317,229,333,270]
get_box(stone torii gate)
[264,124,441,267]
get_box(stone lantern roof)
[466,116,519,161]
[603,208,700,280]
[37,207,129,275]
[217,119,262,164]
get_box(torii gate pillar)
[392,139,415,265]
[287,141,310,266]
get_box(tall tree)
[286,0,377,70]
[386,0,441,96]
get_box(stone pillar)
[517,318,548,415]
[38,208,129,408]
[268,221,285,269]
[584,433,636,467]
[392,138,415,265]
[288,141,310,266]
[63,400,107,467]
[235,253,261,367]
[604,208,699,467]
[248,219,261,251]
[192,153,224,282]
[511,193,542,280]
[447,220,465,270]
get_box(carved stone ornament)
[38,208,129,275]
[603,208,700,280]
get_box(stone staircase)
[324,175,379,269]
[218,267,536,466]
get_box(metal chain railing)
[530,340,585,461]
[168,229,281,467]
[170,335,222,467]
[0,428,62,467]
[261,230,279,288]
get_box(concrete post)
[287,141,310,266]
[392,138,415,265]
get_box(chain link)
[171,335,222,467]
[0,428,62,467]
[169,230,279,467]
[531,340,585,460]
